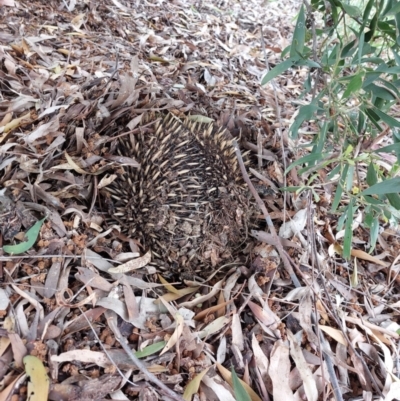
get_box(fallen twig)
[106,310,185,401]
[233,140,300,288]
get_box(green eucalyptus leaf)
[342,72,365,99]
[290,101,319,138]
[373,142,400,156]
[261,59,295,86]
[362,177,400,195]
[290,5,306,58]
[342,3,362,18]
[135,341,166,358]
[394,12,400,45]
[285,152,326,174]
[364,83,396,101]
[366,163,378,186]
[386,193,400,210]
[231,367,252,401]
[3,217,46,255]
[343,201,355,260]
[372,107,400,128]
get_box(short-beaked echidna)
[104,114,254,274]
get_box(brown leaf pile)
[1,1,400,401]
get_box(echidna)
[104,114,254,274]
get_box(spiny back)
[104,114,253,274]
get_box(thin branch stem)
[233,140,300,288]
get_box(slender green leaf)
[377,78,400,97]
[393,128,400,163]
[261,59,295,86]
[363,195,385,205]
[311,122,328,162]
[357,110,366,133]
[341,39,357,58]
[3,217,46,255]
[373,142,400,155]
[386,193,400,210]
[366,162,378,186]
[395,12,400,46]
[372,106,400,128]
[357,32,364,65]
[327,164,341,180]
[285,152,326,174]
[364,209,373,227]
[362,177,400,195]
[364,83,397,100]
[231,367,252,401]
[375,64,400,74]
[342,3,362,18]
[363,0,375,20]
[342,72,365,99]
[135,341,166,358]
[296,58,321,68]
[364,107,383,130]
[365,10,378,42]
[290,5,306,58]
[343,201,354,260]
[382,0,395,16]
[290,101,319,138]
[360,57,385,64]
[363,71,383,88]
[378,20,397,40]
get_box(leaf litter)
[0,0,400,400]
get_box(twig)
[290,258,384,398]
[233,140,300,288]
[78,306,136,389]
[319,334,345,401]
[106,310,185,401]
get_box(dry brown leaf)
[180,280,223,309]
[269,341,295,401]
[288,330,318,401]
[248,300,280,331]
[51,350,111,367]
[319,325,347,346]
[107,250,151,273]
[160,313,184,355]
[183,367,210,401]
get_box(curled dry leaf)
[160,313,184,355]
[180,279,223,309]
[248,300,280,332]
[107,250,151,273]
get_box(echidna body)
[105,114,253,273]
